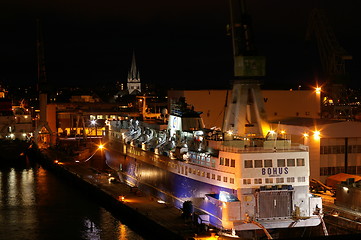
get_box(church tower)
[127,52,141,95]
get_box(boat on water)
[104,97,323,232]
[0,88,33,161]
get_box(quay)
[28,145,212,240]
[319,193,361,235]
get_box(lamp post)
[90,119,97,136]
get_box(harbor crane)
[306,8,353,119]
[34,19,54,146]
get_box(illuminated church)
[127,52,141,95]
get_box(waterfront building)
[44,95,166,138]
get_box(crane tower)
[223,0,268,138]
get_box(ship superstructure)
[104,97,322,231]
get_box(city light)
[315,86,321,94]
[332,212,339,217]
[82,143,106,162]
[313,130,321,140]
[226,130,233,135]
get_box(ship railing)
[208,141,308,154]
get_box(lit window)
[287,177,295,183]
[230,159,235,167]
[244,160,253,168]
[264,159,272,167]
[298,176,306,182]
[254,178,262,184]
[277,159,285,167]
[254,160,263,168]
[265,178,273,184]
[297,158,305,166]
[243,179,251,185]
[287,159,295,167]
[276,178,284,183]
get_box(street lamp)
[82,143,105,162]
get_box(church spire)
[127,51,141,95]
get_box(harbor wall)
[28,148,188,240]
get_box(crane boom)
[306,8,352,77]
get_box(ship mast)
[34,19,53,145]
[223,0,268,138]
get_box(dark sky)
[0,0,360,90]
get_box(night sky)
[0,0,360,91]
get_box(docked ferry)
[104,98,322,232]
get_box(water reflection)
[0,161,144,240]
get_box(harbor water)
[0,158,144,240]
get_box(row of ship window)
[190,155,236,169]
[189,154,216,168]
[182,166,235,184]
[243,176,306,185]
[219,157,236,167]
[127,146,235,184]
[244,158,305,168]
